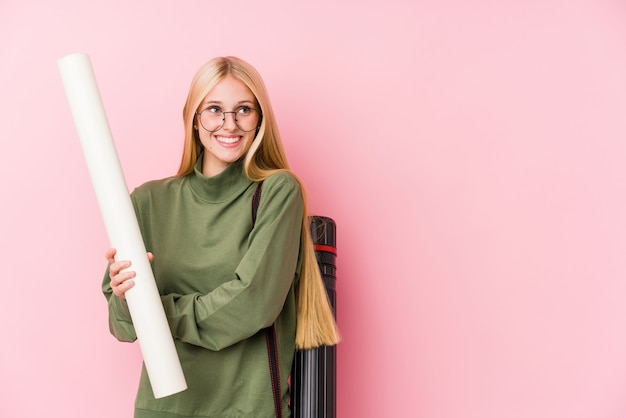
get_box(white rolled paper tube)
[58,53,187,399]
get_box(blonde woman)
[103,56,339,418]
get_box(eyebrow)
[201,100,256,107]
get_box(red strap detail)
[314,244,337,255]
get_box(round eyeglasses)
[195,106,261,132]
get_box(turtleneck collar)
[187,154,253,203]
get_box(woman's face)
[196,75,260,177]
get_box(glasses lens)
[198,108,260,132]
[199,109,224,132]
[233,109,259,132]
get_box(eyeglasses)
[195,106,261,132]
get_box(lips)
[215,135,242,146]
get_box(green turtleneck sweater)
[102,157,301,417]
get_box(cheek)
[244,133,257,150]
[197,132,212,150]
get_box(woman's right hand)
[106,248,136,299]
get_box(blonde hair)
[177,56,340,349]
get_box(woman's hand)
[106,248,153,299]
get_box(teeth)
[216,136,240,144]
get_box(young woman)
[102,56,340,418]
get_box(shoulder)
[131,175,184,201]
[255,171,304,221]
[261,170,301,192]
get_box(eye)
[207,106,222,114]
[236,106,252,115]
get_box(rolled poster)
[58,53,187,399]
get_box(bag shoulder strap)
[251,181,282,418]
[252,181,263,225]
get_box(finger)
[111,269,135,296]
[113,278,135,299]
[147,252,154,263]
[111,269,136,287]
[109,259,131,277]
[105,248,117,264]
[110,266,134,287]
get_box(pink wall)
[1,1,626,417]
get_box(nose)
[221,112,238,130]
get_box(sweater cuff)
[111,294,132,320]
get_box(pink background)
[2,1,626,417]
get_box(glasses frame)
[195,107,261,133]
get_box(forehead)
[202,75,256,104]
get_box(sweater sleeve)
[102,265,137,342]
[160,174,303,351]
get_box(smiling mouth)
[215,135,242,145]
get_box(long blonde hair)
[177,56,340,349]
